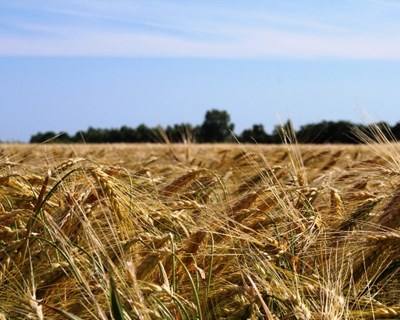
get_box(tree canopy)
[198,109,234,142]
[28,109,400,144]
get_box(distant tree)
[271,120,295,143]
[29,113,400,145]
[165,123,194,143]
[82,127,107,143]
[57,132,72,143]
[72,130,85,143]
[350,121,398,143]
[392,122,400,141]
[108,128,123,142]
[367,121,393,141]
[198,109,234,142]
[30,131,55,143]
[240,124,271,143]
[296,121,360,144]
[296,121,331,143]
[120,125,137,142]
[135,124,155,142]
[30,131,71,143]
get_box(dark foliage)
[270,120,296,143]
[165,123,197,143]
[239,124,271,143]
[296,121,359,144]
[30,131,72,143]
[198,109,235,142]
[28,110,400,144]
[392,122,400,139]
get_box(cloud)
[1,0,400,59]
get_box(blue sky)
[1,0,400,141]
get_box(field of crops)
[1,143,399,319]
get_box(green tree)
[30,131,71,143]
[296,121,360,144]
[165,123,194,143]
[271,120,295,143]
[392,122,400,141]
[240,124,271,143]
[198,109,234,142]
[135,124,155,142]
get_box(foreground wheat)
[0,143,399,319]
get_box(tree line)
[29,109,400,144]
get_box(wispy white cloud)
[1,0,400,59]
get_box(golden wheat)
[0,143,399,319]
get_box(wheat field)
[0,143,399,319]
